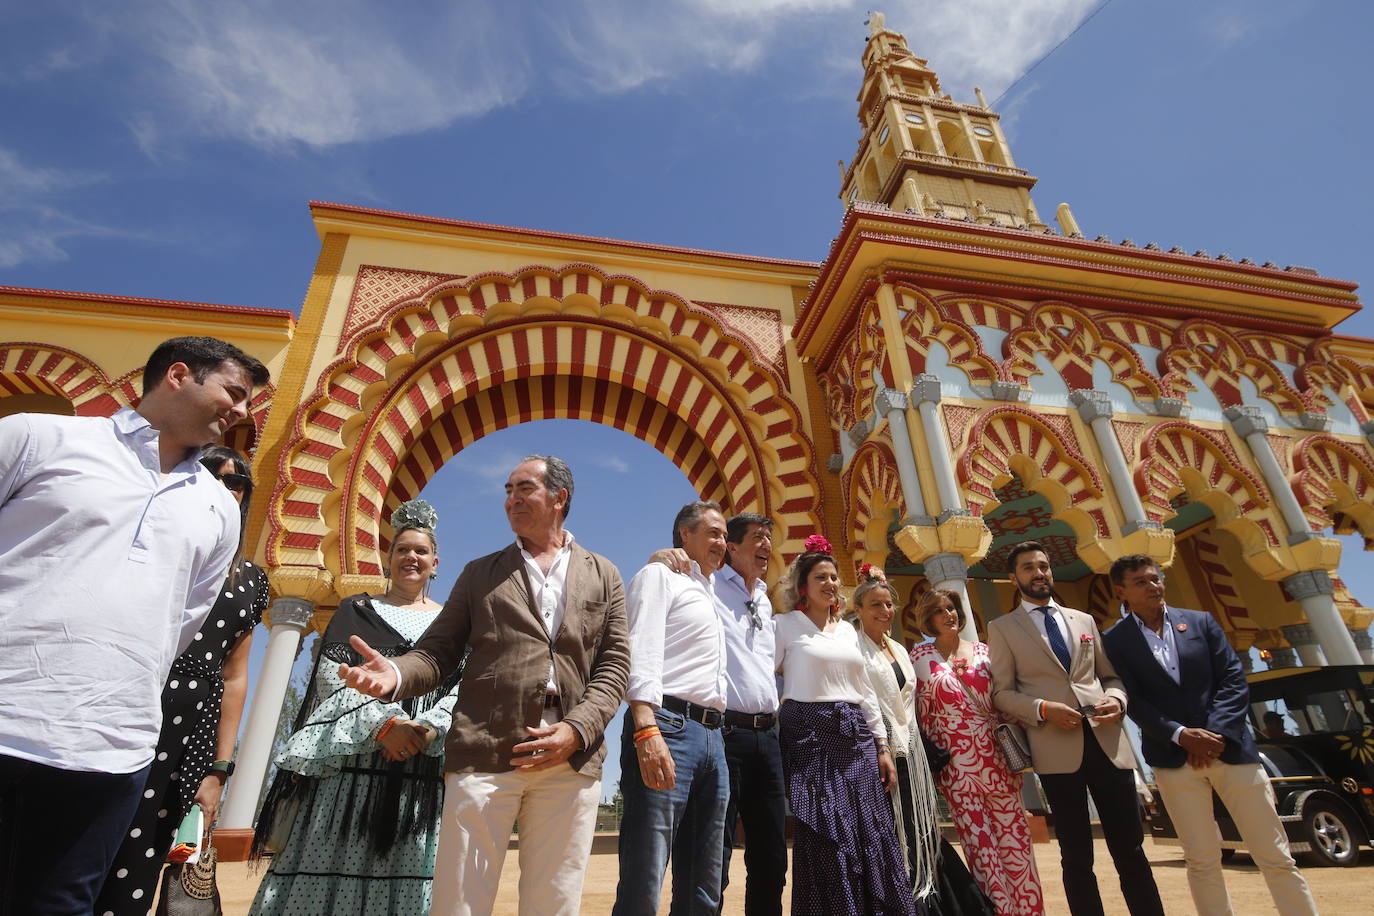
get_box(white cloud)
[23,1,1099,153]
[0,148,117,268]
[593,455,631,474]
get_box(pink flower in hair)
[859,562,888,583]
[803,534,834,555]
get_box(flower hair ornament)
[391,498,439,533]
[858,562,887,583]
[803,533,834,555]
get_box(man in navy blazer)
[1102,555,1316,916]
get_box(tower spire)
[842,13,1046,230]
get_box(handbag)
[993,722,1034,773]
[154,835,221,916]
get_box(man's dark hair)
[672,500,723,548]
[524,454,574,520]
[1109,554,1159,587]
[1005,540,1047,575]
[142,336,270,396]
[726,512,772,544]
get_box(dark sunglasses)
[744,599,763,631]
[202,464,252,493]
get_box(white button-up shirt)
[714,563,778,715]
[1131,607,1187,745]
[625,561,727,711]
[1023,598,1071,653]
[0,409,240,773]
[517,531,573,694]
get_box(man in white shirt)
[1102,555,1316,915]
[0,336,269,916]
[613,501,730,916]
[988,540,1163,916]
[652,513,785,916]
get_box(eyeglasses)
[744,599,763,631]
[210,471,252,493]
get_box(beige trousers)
[429,762,600,916]
[1153,760,1317,916]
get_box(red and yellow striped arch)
[958,405,1103,513]
[0,342,135,416]
[843,440,904,556]
[269,264,819,585]
[1291,434,1374,535]
[1136,421,1269,524]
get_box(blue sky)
[5,1,1373,795]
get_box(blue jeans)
[613,707,729,916]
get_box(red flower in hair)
[803,534,834,555]
[859,562,887,583]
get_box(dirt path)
[214,836,1369,914]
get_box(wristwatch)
[209,760,236,777]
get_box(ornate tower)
[840,13,1046,230]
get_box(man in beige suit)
[988,540,1163,916]
[339,455,630,916]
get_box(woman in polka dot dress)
[247,500,462,916]
[95,445,267,915]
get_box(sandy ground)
[210,835,1371,914]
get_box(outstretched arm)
[337,635,399,698]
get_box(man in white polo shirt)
[613,500,730,916]
[0,336,269,915]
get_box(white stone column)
[1069,390,1159,535]
[1280,622,1327,667]
[219,597,315,829]
[874,387,933,525]
[1351,629,1374,665]
[1225,407,1362,665]
[925,552,979,643]
[911,374,965,521]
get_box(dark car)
[1142,665,1374,867]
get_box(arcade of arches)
[4,18,1374,848]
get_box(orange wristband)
[633,726,661,744]
[376,717,399,742]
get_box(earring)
[430,573,438,580]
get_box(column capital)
[847,418,873,448]
[1280,622,1318,646]
[1296,412,1333,432]
[923,551,968,585]
[264,596,314,630]
[1120,519,1163,535]
[826,453,844,473]
[1068,389,1113,423]
[911,374,942,407]
[1267,646,1298,669]
[1282,569,1333,600]
[1361,419,1374,448]
[874,387,910,415]
[1349,628,1373,651]
[1154,397,1190,418]
[1223,404,1269,438]
[990,381,1031,403]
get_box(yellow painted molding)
[265,565,336,608]
[894,524,941,565]
[1288,535,1343,573]
[936,514,992,564]
[1344,606,1373,630]
[1119,526,1176,569]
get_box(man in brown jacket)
[339,455,630,916]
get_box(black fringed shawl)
[250,593,464,860]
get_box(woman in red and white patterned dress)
[911,589,1044,916]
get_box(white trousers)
[429,762,599,916]
[1153,760,1317,916]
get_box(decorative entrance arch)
[267,262,820,599]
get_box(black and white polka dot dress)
[94,560,269,916]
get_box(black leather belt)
[661,694,724,729]
[723,710,776,729]
[543,693,561,709]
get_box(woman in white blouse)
[774,536,916,916]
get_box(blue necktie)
[1037,605,1072,670]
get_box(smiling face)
[925,594,962,638]
[856,585,895,640]
[1114,563,1166,617]
[1010,549,1055,603]
[725,522,772,585]
[162,360,253,451]
[387,528,438,588]
[801,559,841,612]
[214,458,247,506]
[504,459,566,541]
[680,508,728,575]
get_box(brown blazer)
[393,539,629,777]
[988,604,1133,775]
